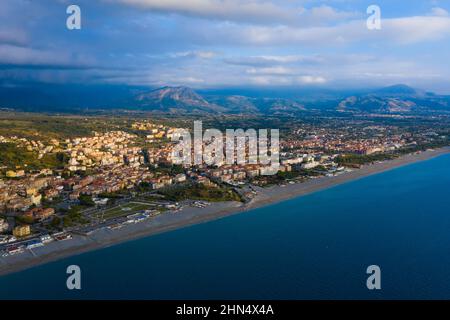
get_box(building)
[26,239,44,249]
[13,225,31,237]
[197,176,214,186]
[23,207,55,221]
[35,208,55,220]
[30,193,42,206]
[301,161,320,170]
[174,174,187,183]
[0,218,8,233]
[5,170,17,178]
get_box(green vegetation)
[251,168,324,186]
[98,192,126,199]
[158,183,241,202]
[336,153,397,167]
[62,206,90,227]
[0,113,135,141]
[79,194,95,207]
[276,170,303,180]
[150,163,184,175]
[48,216,62,230]
[15,215,34,225]
[135,182,152,193]
[98,187,132,199]
[42,196,63,208]
[0,142,67,173]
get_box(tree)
[50,216,61,229]
[79,194,95,207]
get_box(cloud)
[384,16,450,44]
[0,45,96,69]
[214,15,450,46]
[112,0,297,24]
[246,66,293,75]
[111,0,358,26]
[244,64,328,85]
[248,74,327,86]
[170,50,217,59]
[172,76,205,84]
[299,5,360,26]
[297,75,327,84]
[430,7,449,17]
[224,55,325,66]
[0,28,28,46]
[0,0,449,92]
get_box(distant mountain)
[139,85,447,114]
[134,86,226,113]
[206,95,305,114]
[0,83,448,115]
[338,96,416,113]
[373,84,422,96]
[337,84,449,113]
[206,95,259,113]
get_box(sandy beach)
[1,147,449,277]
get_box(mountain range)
[0,83,448,115]
[337,84,449,113]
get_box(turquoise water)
[1,154,450,299]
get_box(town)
[0,113,449,259]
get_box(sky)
[0,0,449,93]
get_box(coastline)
[1,147,449,277]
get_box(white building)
[282,157,304,165]
[0,218,8,233]
[301,161,320,170]
[174,174,187,183]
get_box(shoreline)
[1,147,449,277]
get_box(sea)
[1,153,450,299]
